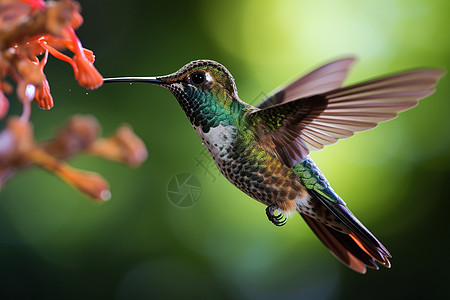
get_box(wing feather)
[256,58,356,109]
[249,67,444,167]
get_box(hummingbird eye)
[189,71,206,85]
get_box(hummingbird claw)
[266,204,287,226]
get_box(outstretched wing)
[256,58,356,109]
[248,68,445,167]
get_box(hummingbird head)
[103,60,245,131]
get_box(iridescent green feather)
[184,86,245,131]
[293,157,345,205]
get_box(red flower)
[2,0,103,114]
[65,26,103,89]
[38,27,103,90]
[72,54,103,89]
[34,76,53,109]
[0,1,145,203]
[33,48,53,109]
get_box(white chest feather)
[194,124,237,163]
[193,124,310,216]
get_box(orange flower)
[55,164,111,202]
[33,48,53,109]
[34,76,53,109]
[65,26,103,89]
[38,27,103,90]
[89,125,148,168]
[83,48,95,63]
[0,2,139,203]
[42,114,100,158]
[0,116,34,167]
[27,147,111,202]
[72,53,103,89]
[2,0,103,115]
[0,114,115,202]
[0,113,148,201]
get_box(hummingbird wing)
[256,58,356,109]
[248,68,444,167]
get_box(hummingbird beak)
[102,77,167,85]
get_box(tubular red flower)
[56,165,111,202]
[41,114,100,158]
[41,41,78,75]
[34,76,53,109]
[0,1,125,202]
[83,48,95,63]
[72,54,103,89]
[33,48,53,109]
[64,26,103,89]
[27,147,111,202]
[89,125,148,167]
[38,27,103,89]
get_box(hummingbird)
[103,58,444,273]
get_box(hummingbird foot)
[266,204,287,226]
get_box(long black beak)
[102,77,166,85]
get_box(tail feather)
[349,233,391,268]
[301,213,391,274]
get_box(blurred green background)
[1,0,449,299]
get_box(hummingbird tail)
[300,213,391,274]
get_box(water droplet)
[100,190,111,201]
[25,84,35,100]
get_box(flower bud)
[34,76,53,109]
[73,54,103,89]
[27,148,111,202]
[41,114,100,158]
[58,165,111,202]
[89,125,148,167]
